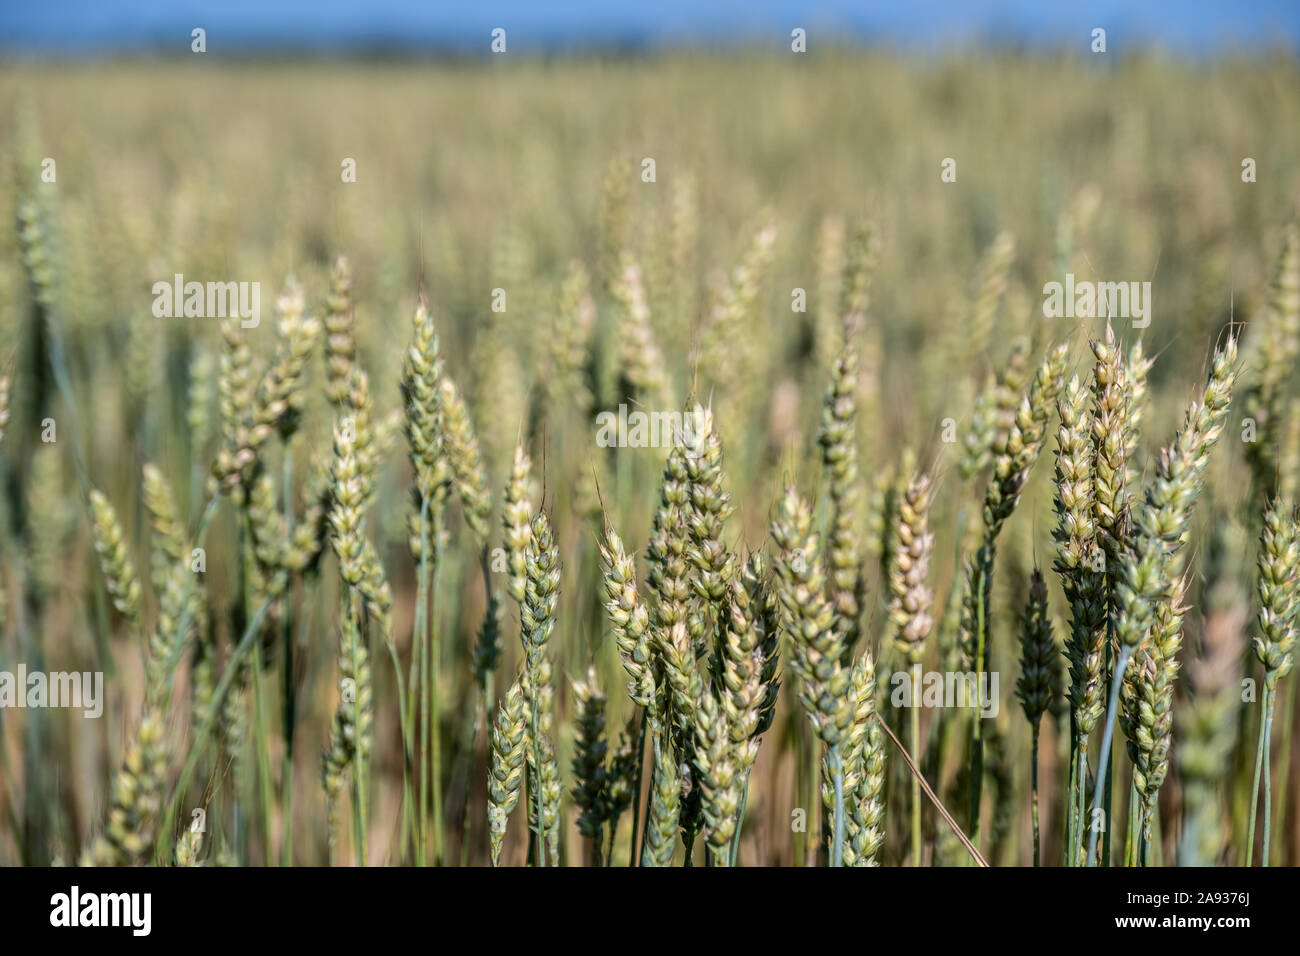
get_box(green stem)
[414,495,431,865]
[384,637,417,865]
[529,696,545,868]
[347,588,368,866]
[1269,680,1295,865]
[1246,680,1271,866]
[969,550,989,852]
[280,451,296,866]
[1086,642,1132,867]
[250,657,275,862]
[627,709,647,866]
[830,745,845,867]
[1101,622,1116,868]
[730,771,750,867]
[159,585,281,860]
[793,717,807,866]
[911,663,922,866]
[430,527,444,864]
[1262,685,1277,867]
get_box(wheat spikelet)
[80,711,167,866]
[1126,572,1188,841]
[1253,497,1299,685]
[531,733,563,866]
[1123,339,1153,495]
[141,463,187,594]
[659,619,705,780]
[719,564,768,771]
[401,300,452,568]
[547,260,596,415]
[571,667,609,861]
[599,525,657,716]
[612,252,670,407]
[503,443,534,604]
[960,338,1031,482]
[771,485,852,748]
[174,825,203,867]
[1243,223,1300,492]
[186,348,215,460]
[597,155,632,292]
[1115,336,1239,651]
[249,281,320,447]
[888,471,936,665]
[692,689,741,863]
[820,325,866,649]
[520,512,559,734]
[641,740,681,867]
[969,232,1015,358]
[321,617,373,843]
[521,511,561,863]
[328,413,368,588]
[647,443,693,633]
[16,195,56,315]
[488,676,527,866]
[437,375,491,545]
[683,403,735,622]
[1016,569,1058,725]
[842,648,885,866]
[323,255,356,407]
[983,342,1070,537]
[1052,375,1107,738]
[212,319,257,495]
[1091,321,1130,551]
[703,215,777,404]
[603,718,639,832]
[285,453,332,574]
[88,489,142,626]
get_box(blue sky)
[1,1,1298,55]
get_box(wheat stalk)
[1247,496,1299,865]
[772,484,853,864]
[1087,334,1239,866]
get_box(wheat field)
[1,50,1299,867]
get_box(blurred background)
[3,1,1300,55]
[1,2,1299,868]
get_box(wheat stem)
[1086,642,1131,866]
